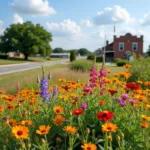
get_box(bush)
[0,55,8,59]
[128,57,150,82]
[116,60,128,66]
[96,57,103,62]
[87,54,96,60]
[70,50,76,62]
[114,58,121,63]
[70,60,93,72]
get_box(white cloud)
[92,30,105,39]
[93,5,133,26]
[12,0,56,16]
[81,20,93,27]
[0,20,4,35]
[141,13,150,26]
[13,14,23,24]
[46,19,84,40]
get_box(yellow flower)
[63,126,77,134]
[36,125,51,135]
[21,120,32,126]
[124,64,131,69]
[81,143,97,150]
[53,106,64,114]
[12,125,29,139]
[53,115,65,126]
[102,122,117,133]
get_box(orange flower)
[140,122,149,128]
[81,143,97,150]
[12,125,29,139]
[36,125,51,135]
[63,126,77,134]
[98,100,105,105]
[53,115,65,126]
[124,64,131,69]
[102,122,117,133]
[21,120,32,126]
[6,119,17,126]
[53,106,64,114]
[0,105,4,112]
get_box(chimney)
[106,40,109,46]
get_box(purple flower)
[121,94,129,100]
[99,69,107,78]
[81,103,87,110]
[129,99,136,105]
[40,78,50,101]
[119,100,127,107]
[52,86,58,97]
[115,97,121,102]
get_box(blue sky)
[0,0,150,52]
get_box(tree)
[70,50,76,62]
[78,48,90,56]
[147,45,150,56]
[0,21,52,60]
[53,48,64,53]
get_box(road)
[0,59,69,75]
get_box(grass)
[0,57,67,65]
[0,60,124,93]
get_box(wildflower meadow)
[0,61,150,150]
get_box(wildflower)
[0,105,4,112]
[119,100,127,107]
[12,125,29,139]
[108,89,117,95]
[140,122,149,128]
[97,111,114,122]
[99,69,107,78]
[53,106,64,114]
[124,64,131,69]
[121,94,129,100]
[81,103,87,110]
[83,84,92,95]
[63,126,77,134]
[89,64,98,87]
[53,115,65,126]
[72,109,84,115]
[129,99,136,105]
[98,100,105,105]
[102,122,117,133]
[21,120,32,126]
[6,119,17,126]
[126,82,140,91]
[36,125,51,135]
[81,143,97,150]
[52,86,58,97]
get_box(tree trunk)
[24,54,29,60]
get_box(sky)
[0,0,150,52]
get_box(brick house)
[96,33,143,62]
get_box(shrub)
[0,55,8,59]
[70,60,93,72]
[96,57,103,62]
[87,54,96,60]
[114,58,121,63]
[116,60,128,66]
[70,50,76,62]
[128,57,150,82]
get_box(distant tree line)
[52,48,91,56]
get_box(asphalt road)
[0,59,69,75]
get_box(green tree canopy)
[78,48,90,56]
[53,47,64,53]
[0,21,52,60]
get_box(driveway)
[0,59,69,75]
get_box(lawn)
[0,57,67,65]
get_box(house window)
[132,43,138,51]
[119,42,124,51]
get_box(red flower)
[97,111,114,122]
[108,89,117,95]
[126,82,140,91]
[72,109,84,115]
